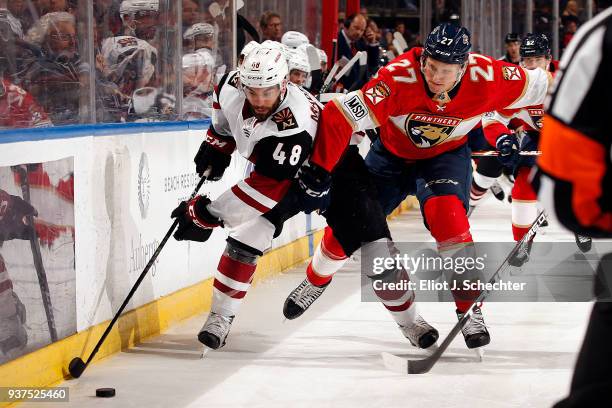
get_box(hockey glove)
[295,163,332,214]
[0,190,37,242]
[194,132,236,181]
[496,133,520,168]
[171,195,223,242]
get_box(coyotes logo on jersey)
[272,107,298,131]
[405,113,461,148]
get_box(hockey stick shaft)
[13,165,58,342]
[320,51,362,93]
[471,150,541,157]
[69,176,206,377]
[406,211,548,374]
[347,51,368,92]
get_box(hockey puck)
[96,388,116,398]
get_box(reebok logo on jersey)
[365,81,391,105]
[405,113,460,148]
[272,107,298,131]
[343,95,368,122]
[503,66,521,81]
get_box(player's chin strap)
[420,55,467,101]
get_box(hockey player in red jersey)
[473,33,591,264]
[284,23,550,351]
[170,45,321,350]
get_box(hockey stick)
[347,51,368,92]
[383,211,548,374]
[393,31,409,53]
[12,165,58,342]
[320,63,340,93]
[68,175,206,378]
[331,39,337,65]
[471,150,541,157]
[320,51,363,94]
[304,44,323,93]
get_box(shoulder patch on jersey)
[364,81,391,105]
[228,73,240,88]
[343,94,368,121]
[272,107,298,131]
[502,66,522,81]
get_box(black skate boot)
[398,314,439,349]
[198,312,234,350]
[490,182,505,201]
[456,305,490,349]
[575,234,592,253]
[283,278,330,319]
[508,239,533,267]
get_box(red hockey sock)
[306,227,347,287]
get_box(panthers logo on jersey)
[528,108,544,129]
[404,113,460,148]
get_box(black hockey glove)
[194,131,236,181]
[295,162,332,214]
[0,190,37,242]
[496,133,520,168]
[171,195,223,242]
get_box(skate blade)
[473,347,485,362]
[200,346,213,359]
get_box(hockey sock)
[363,238,417,326]
[470,172,497,207]
[306,227,347,287]
[424,195,479,313]
[211,241,258,317]
[511,167,538,241]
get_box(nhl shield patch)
[272,107,298,131]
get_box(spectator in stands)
[562,15,580,50]
[182,0,200,32]
[260,11,282,42]
[367,19,382,44]
[6,1,27,35]
[562,0,580,19]
[337,13,381,90]
[49,0,69,12]
[20,11,87,125]
[500,33,521,65]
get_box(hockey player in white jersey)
[170,45,322,350]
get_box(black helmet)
[423,23,471,65]
[504,33,521,43]
[520,33,551,58]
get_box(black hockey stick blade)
[383,212,548,374]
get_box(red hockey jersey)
[311,47,550,171]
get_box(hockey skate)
[490,181,505,201]
[398,314,439,349]
[575,234,592,253]
[198,312,234,350]
[283,278,330,320]
[456,305,490,354]
[508,239,533,267]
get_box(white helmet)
[101,36,158,86]
[287,48,310,74]
[317,48,328,65]
[183,23,215,40]
[281,31,309,49]
[239,46,288,88]
[239,41,259,60]
[120,0,159,17]
[182,51,214,71]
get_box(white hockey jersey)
[205,70,322,216]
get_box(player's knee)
[224,237,262,266]
[423,195,472,245]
